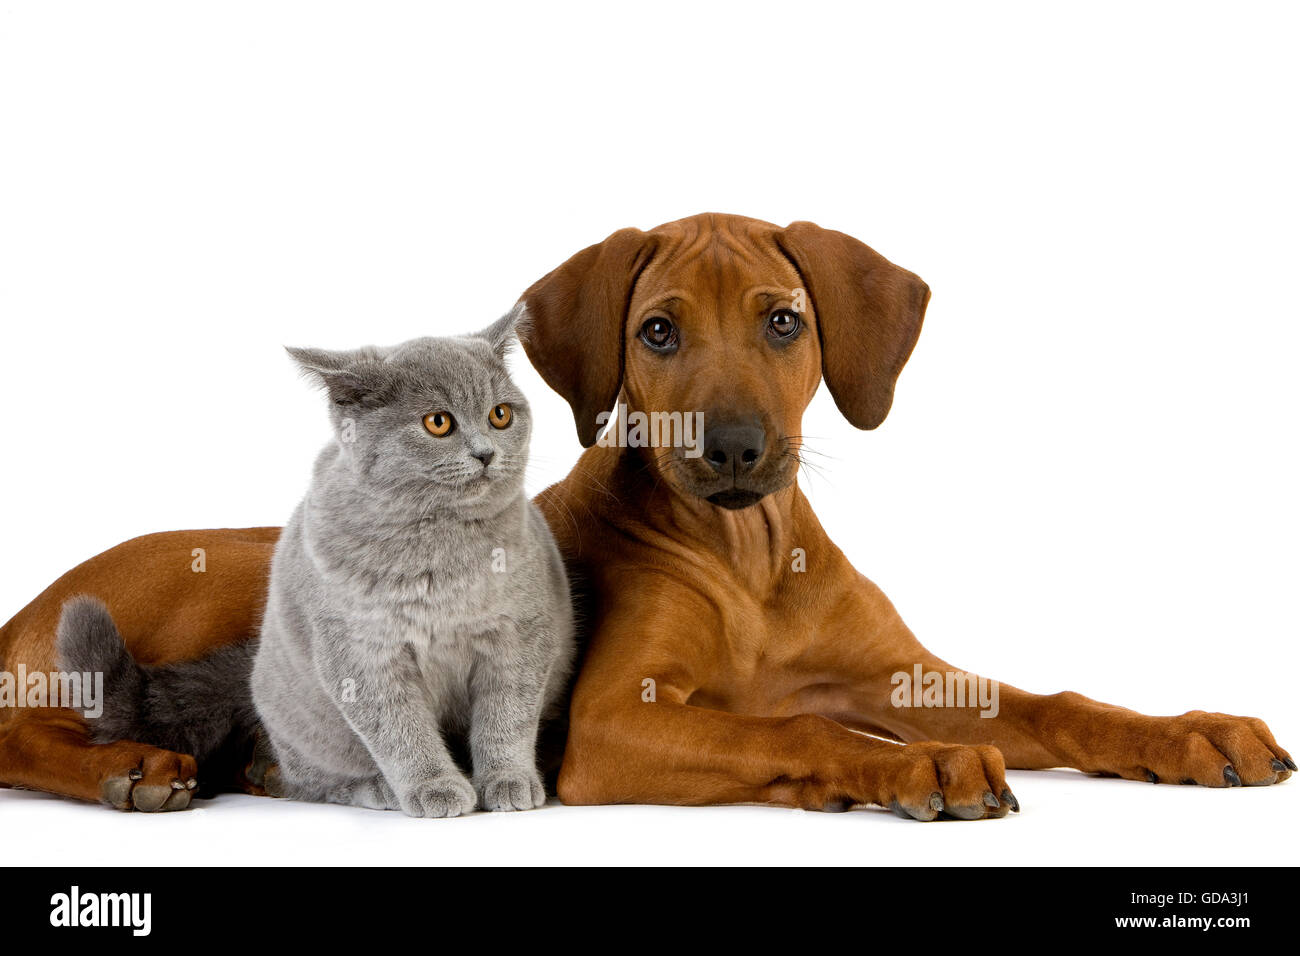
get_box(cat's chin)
[453,473,495,494]
[421,471,491,490]
[427,473,516,509]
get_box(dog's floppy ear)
[517,227,656,446]
[777,221,931,430]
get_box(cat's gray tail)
[56,596,262,779]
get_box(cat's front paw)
[476,770,546,812]
[326,775,400,811]
[399,774,477,818]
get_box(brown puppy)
[520,213,1292,817]
[0,213,1291,815]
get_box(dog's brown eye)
[424,412,455,436]
[639,317,678,352]
[768,309,800,339]
[489,403,512,429]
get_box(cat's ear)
[286,346,393,408]
[475,303,523,359]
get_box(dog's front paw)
[1104,711,1293,787]
[871,741,1016,821]
[475,769,546,812]
[398,774,476,818]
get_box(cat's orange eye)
[489,403,513,429]
[424,412,455,437]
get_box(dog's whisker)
[777,435,837,461]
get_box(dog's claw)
[1000,788,1020,812]
[1283,757,1297,772]
[127,768,143,781]
[1145,769,1158,784]
[928,792,944,813]
[1223,766,1242,787]
[185,777,198,790]
[983,790,1000,808]
[1271,759,1287,773]
[170,779,186,790]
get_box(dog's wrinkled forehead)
[642,214,788,267]
[632,216,803,311]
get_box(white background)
[1,1,1297,865]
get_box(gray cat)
[250,313,574,817]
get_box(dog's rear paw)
[262,763,284,798]
[1104,712,1293,788]
[238,731,280,797]
[100,748,199,812]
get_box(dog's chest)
[688,591,830,714]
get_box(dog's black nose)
[703,421,765,476]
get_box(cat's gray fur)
[250,311,574,817]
